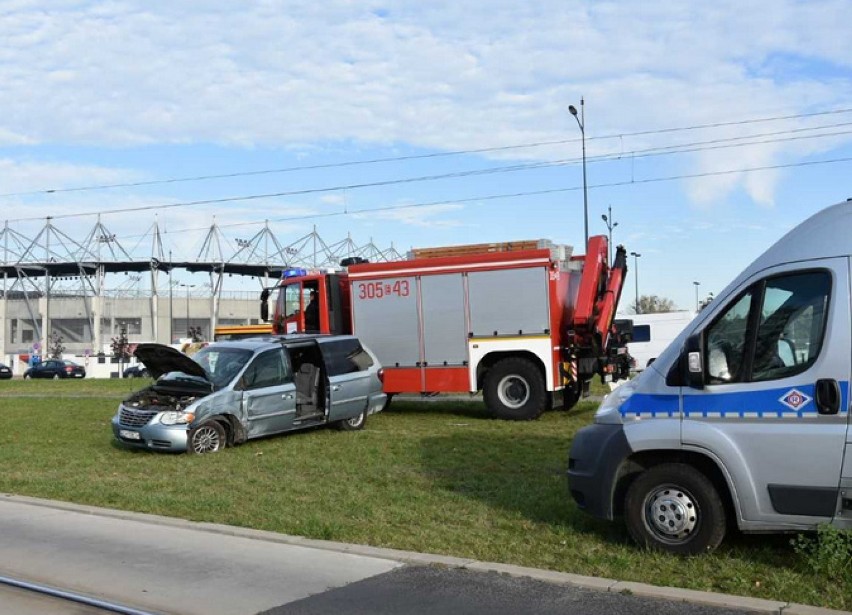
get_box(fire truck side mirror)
[260,289,270,322]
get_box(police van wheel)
[483,358,547,421]
[625,463,726,555]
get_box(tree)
[188,325,204,342]
[110,326,131,375]
[48,332,65,359]
[632,295,676,314]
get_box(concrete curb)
[4,494,849,615]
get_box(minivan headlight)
[160,411,195,425]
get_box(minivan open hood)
[133,343,209,381]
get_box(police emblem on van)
[778,388,812,411]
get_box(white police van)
[568,199,852,554]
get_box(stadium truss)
[0,216,402,353]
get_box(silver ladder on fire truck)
[259,235,629,420]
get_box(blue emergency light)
[282,267,307,279]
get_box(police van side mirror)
[685,332,705,390]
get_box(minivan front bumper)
[111,411,189,452]
[567,423,632,520]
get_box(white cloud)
[0,0,850,207]
[352,203,465,228]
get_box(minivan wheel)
[624,463,726,555]
[336,409,366,431]
[189,421,226,454]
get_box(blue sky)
[1,0,851,310]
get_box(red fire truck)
[259,235,629,420]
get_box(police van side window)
[706,291,754,384]
[750,271,830,382]
[704,271,831,385]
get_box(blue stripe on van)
[619,382,848,419]
[619,393,679,418]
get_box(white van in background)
[620,311,696,371]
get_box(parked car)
[112,335,386,454]
[0,363,12,379]
[23,359,86,379]
[123,364,149,378]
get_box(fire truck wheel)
[560,387,580,411]
[483,358,547,420]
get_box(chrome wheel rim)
[346,412,365,428]
[191,425,222,454]
[497,375,530,409]
[642,483,699,544]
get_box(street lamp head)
[601,214,607,222]
[630,251,641,258]
[613,222,619,228]
[693,281,700,286]
[568,105,578,116]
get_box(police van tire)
[483,358,547,421]
[625,463,726,555]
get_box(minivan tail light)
[65,366,73,372]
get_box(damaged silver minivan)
[111,335,386,454]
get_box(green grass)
[0,379,847,610]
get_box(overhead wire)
[7,122,852,224]
[1,107,851,199]
[108,154,852,242]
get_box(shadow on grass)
[387,399,491,420]
[419,430,802,571]
[419,430,628,546]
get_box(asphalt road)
[260,566,750,615]
[0,496,826,615]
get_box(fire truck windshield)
[282,284,303,319]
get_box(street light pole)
[693,281,701,312]
[569,97,588,250]
[630,251,641,313]
[601,204,618,264]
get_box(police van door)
[683,260,849,526]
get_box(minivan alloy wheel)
[190,422,225,454]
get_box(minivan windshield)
[193,346,254,388]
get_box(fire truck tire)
[483,358,547,421]
[560,387,580,411]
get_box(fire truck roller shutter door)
[351,276,420,368]
[420,274,467,366]
[468,268,549,337]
